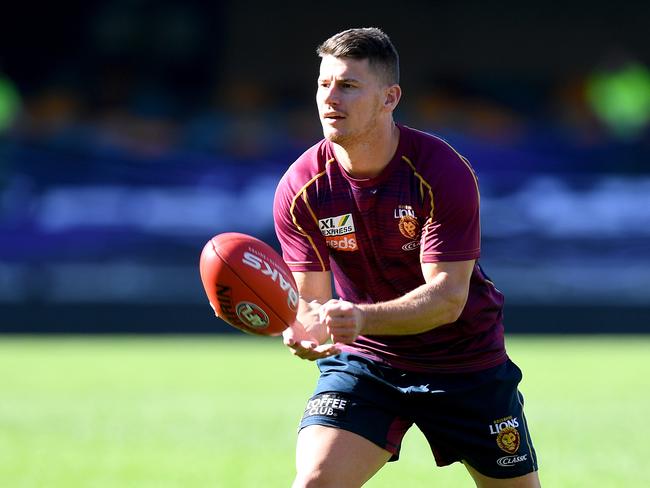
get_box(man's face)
[316,55,387,146]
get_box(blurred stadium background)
[1,0,649,334]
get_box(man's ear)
[384,84,402,112]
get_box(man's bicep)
[421,260,474,319]
[421,260,474,287]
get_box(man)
[273,27,540,487]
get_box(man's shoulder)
[279,139,332,189]
[399,125,474,179]
[401,125,466,163]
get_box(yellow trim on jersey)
[402,156,435,264]
[402,156,434,220]
[288,158,335,272]
[460,156,481,204]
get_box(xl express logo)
[319,213,358,251]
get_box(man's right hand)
[283,321,340,361]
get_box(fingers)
[283,321,340,361]
[329,329,357,344]
[319,300,363,344]
[286,341,340,361]
[283,329,317,351]
[325,316,358,343]
[282,324,298,345]
[318,299,354,322]
[281,300,362,359]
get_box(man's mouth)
[323,113,345,121]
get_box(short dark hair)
[316,27,400,85]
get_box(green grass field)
[0,335,648,487]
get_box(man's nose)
[323,85,339,105]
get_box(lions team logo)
[489,416,521,454]
[496,427,521,454]
[398,216,419,239]
[394,205,420,240]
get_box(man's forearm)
[358,275,468,336]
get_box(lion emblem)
[398,215,420,239]
[496,427,520,454]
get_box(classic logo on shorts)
[235,302,269,329]
[319,213,358,252]
[497,454,528,467]
[489,416,521,454]
[303,393,349,419]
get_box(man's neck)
[333,123,400,179]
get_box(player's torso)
[281,128,507,373]
[313,157,429,302]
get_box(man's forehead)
[318,55,372,79]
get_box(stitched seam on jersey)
[421,248,481,256]
[402,156,434,262]
[457,153,482,245]
[459,156,480,204]
[402,156,434,220]
[302,192,319,228]
[288,158,334,272]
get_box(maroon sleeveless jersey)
[273,125,507,373]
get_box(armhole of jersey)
[287,158,335,272]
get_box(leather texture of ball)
[199,232,298,336]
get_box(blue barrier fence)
[2,138,649,333]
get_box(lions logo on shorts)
[496,426,520,454]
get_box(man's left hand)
[319,299,365,344]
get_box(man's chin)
[323,129,348,145]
